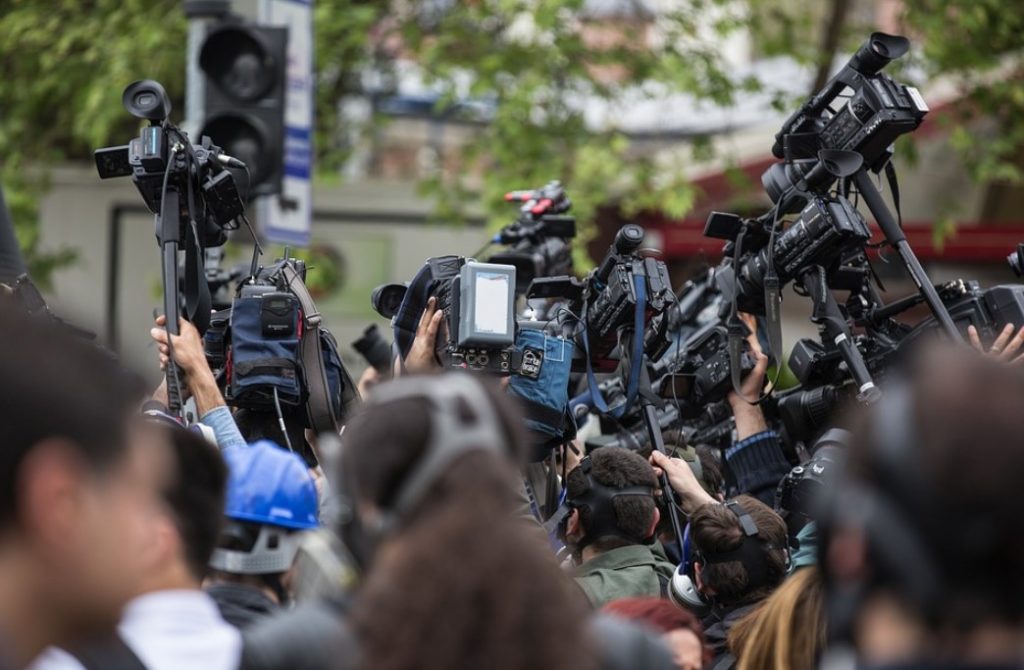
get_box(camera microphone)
[216,154,247,169]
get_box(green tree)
[0,0,187,286]
[901,0,1024,184]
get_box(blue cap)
[222,441,319,530]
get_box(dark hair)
[691,495,788,605]
[841,345,1024,628]
[602,597,712,666]
[345,375,597,670]
[566,447,657,551]
[0,303,145,531]
[696,445,725,497]
[161,426,228,579]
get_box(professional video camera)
[488,181,577,294]
[688,32,959,413]
[95,80,245,243]
[202,252,358,443]
[765,32,928,214]
[95,79,246,415]
[352,324,393,376]
[529,224,673,372]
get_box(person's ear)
[695,561,715,595]
[566,508,583,542]
[19,440,89,556]
[648,506,661,538]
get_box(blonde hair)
[728,567,826,670]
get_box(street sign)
[261,0,313,246]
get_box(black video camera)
[765,33,928,214]
[529,224,673,371]
[95,80,244,245]
[707,195,873,315]
[489,181,576,293]
[352,324,393,375]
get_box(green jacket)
[574,544,677,608]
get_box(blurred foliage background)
[1,0,1021,285]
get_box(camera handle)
[853,170,961,342]
[799,266,881,404]
[157,188,186,418]
[636,361,687,561]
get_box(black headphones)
[558,455,656,550]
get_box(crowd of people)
[3,270,1024,670]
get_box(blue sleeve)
[724,430,792,507]
[200,405,248,451]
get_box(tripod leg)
[853,170,961,341]
[800,266,880,403]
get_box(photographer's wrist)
[732,403,769,441]
[189,368,225,416]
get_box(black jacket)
[206,583,280,630]
[703,602,758,669]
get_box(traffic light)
[199,21,287,199]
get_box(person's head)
[343,373,598,670]
[728,567,826,670]
[562,447,660,557]
[690,495,788,607]
[0,303,164,663]
[140,424,228,589]
[207,441,319,603]
[338,372,528,566]
[602,598,711,670]
[823,345,1024,662]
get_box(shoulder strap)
[69,634,148,670]
[280,263,340,436]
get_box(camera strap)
[280,263,347,436]
[183,218,212,334]
[581,273,646,418]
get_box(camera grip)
[165,360,184,415]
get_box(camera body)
[528,224,673,372]
[432,260,519,375]
[766,33,927,210]
[709,196,872,315]
[95,80,243,245]
[654,320,758,413]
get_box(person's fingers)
[150,327,169,345]
[1013,351,1024,366]
[155,314,167,327]
[425,307,443,339]
[652,467,664,479]
[417,297,437,335]
[998,326,1024,361]
[159,344,169,355]
[968,325,983,352]
[991,323,1014,353]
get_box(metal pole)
[853,170,962,342]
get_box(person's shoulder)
[240,599,359,670]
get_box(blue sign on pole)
[262,0,313,246]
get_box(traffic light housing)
[199,21,287,199]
